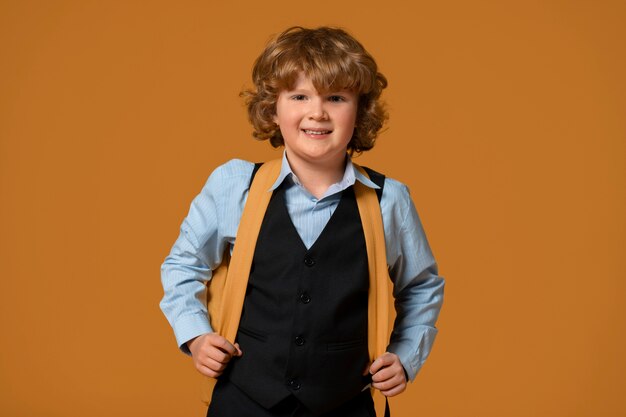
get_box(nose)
[308,98,328,121]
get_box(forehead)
[278,70,359,95]
[284,72,355,93]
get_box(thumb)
[369,357,383,374]
[369,352,392,374]
[234,342,243,357]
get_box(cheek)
[342,109,358,129]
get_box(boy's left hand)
[369,352,407,397]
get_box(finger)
[196,363,223,378]
[198,356,228,373]
[371,366,397,383]
[372,374,403,391]
[205,346,233,364]
[369,352,395,374]
[209,335,238,356]
[379,383,407,397]
[234,342,243,357]
[371,360,405,383]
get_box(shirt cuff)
[173,312,214,355]
[387,326,438,382]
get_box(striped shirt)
[160,152,444,380]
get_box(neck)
[286,153,347,199]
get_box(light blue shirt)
[160,153,444,381]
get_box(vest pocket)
[326,337,367,351]
[237,325,268,342]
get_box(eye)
[290,94,307,101]
[328,95,347,103]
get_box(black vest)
[226,182,373,415]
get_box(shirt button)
[299,292,311,304]
[303,256,315,267]
[286,379,301,390]
[294,336,305,346]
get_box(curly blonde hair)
[241,26,388,154]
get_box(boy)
[160,26,444,416]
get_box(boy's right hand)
[186,333,243,378]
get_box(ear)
[272,113,279,125]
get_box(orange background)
[1,1,625,416]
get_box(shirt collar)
[269,151,380,195]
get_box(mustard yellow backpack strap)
[201,158,282,405]
[353,163,394,417]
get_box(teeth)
[303,130,331,135]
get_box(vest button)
[294,336,305,346]
[299,292,311,304]
[303,256,315,267]
[286,378,301,390]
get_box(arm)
[159,160,254,371]
[370,180,445,394]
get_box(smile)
[302,129,332,135]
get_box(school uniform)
[160,153,444,415]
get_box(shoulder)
[187,159,255,243]
[355,163,414,221]
[201,159,256,197]
[206,159,255,185]
[194,159,256,218]
[379,175,413,218]
[380,176,411,201]
[374,173,425,243]
[356,165,410,200]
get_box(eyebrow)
[286,87,353,94]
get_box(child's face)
[273,73,358,169]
